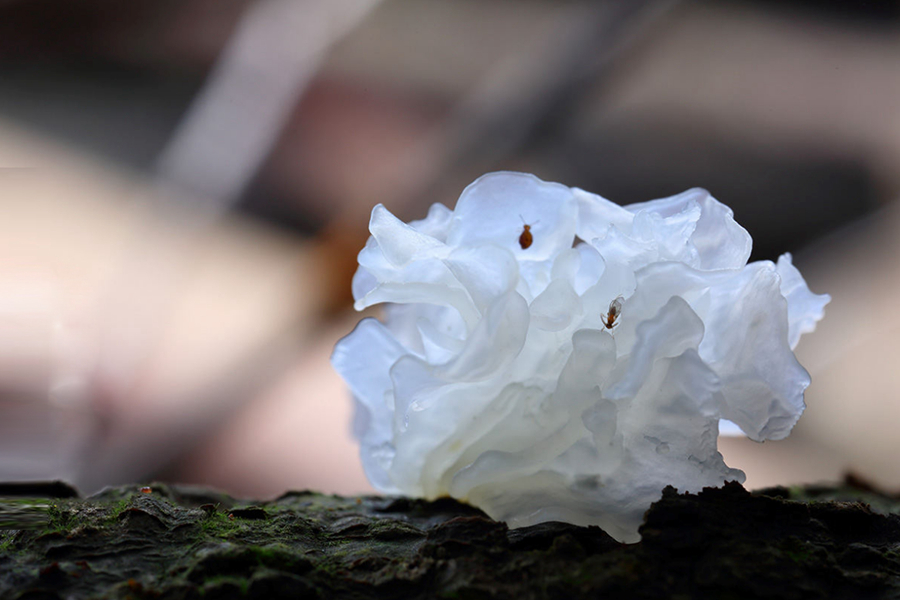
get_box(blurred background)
[1,0,899,498]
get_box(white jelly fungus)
[332,172,829,542]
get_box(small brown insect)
[518,216,538,250]
[601,296,624,330]
[140,486,152,494]
[519,224,533,249]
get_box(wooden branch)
[3,479,900,599]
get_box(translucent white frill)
[332,172,829,543]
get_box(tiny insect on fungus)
[518,216,538,250]
[601,296,624,330]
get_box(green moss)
[244,544,308,571]
[199,509,242,539]
[200,574,250,596]
[0,498,54,507]
[45,501,77,534]
[783,545,814,565]
[366,518,422,540]
[0,499,52,530]
[103,498,132,525]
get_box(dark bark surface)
[3,478,900,599]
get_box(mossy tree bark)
[3,479,900,599]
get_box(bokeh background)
[2,0,899,498]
